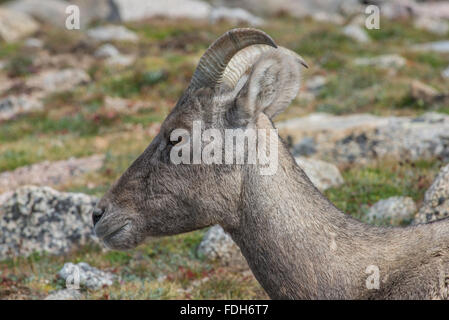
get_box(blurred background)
[0,0,448,299]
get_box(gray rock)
[105,54,136,67]
[33,52,95,71]
[0,94,43,121]
[366,196,417,225]
[410,80,444,104]
[6,0,68,28]
[354,54,407,69]
[442,66,449,79]
[306,75,327,93]
[342,24,370,43]
[87,25,139,42]
[103,96,147,114]
[212,0,360,18]
[0,186,98,260]
[94,44,135,67]
[332,113,449,164]
[58,262,116,290]
[24,37,43,48]
[112,0,211,21]
[348,14,367,27]
[297,91,316,103]
[415,164,449,224]
[311,11,345,25]
[414,17,449,36]
[295,157,344,192]
[413,1,449,20]
[26,69,90,93]
[301,0,361,16]
[68,0,265,24]
[380,0,416,20]
[413,41,449,53]
[278,113,390,139]
[94,44,120,58]
[216,0,436,22]
[277,112,449,164]
[213,0,298,17]
[197,225,248,269]
[340,1,364,16]
[0,155,105,193]
[0,7,38,43]
[70,0,119,26]
[0,191,13,207]
[292,137,316,157]
[45,289,83,300]
[210,7,264,26]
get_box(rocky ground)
[0,0,448,299]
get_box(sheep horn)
[222,46,309,89]
[189,28,277,90]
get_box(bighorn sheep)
[93,28,449,299]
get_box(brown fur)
[94,39,449,300]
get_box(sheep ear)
[232,50,304,124]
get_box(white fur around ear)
[235,48,303,122]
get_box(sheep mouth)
[95,222,129,240]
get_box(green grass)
[4,55,34,77]
[0,230,266,300]
[414,52,449,69]
[0,113,104,143]
[0,43,20,59]
[101,70,168,98]
[325,159,442,224]
[366,19,445,44]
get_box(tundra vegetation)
[0,16,448,299]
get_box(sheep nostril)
[92,207,105,226]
